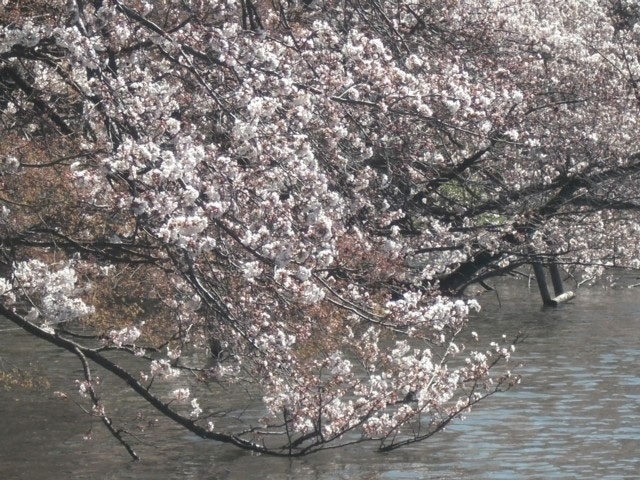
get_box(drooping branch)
[0,305,286,456]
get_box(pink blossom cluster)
[0,0,638,455]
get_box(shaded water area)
[1,276,640,479]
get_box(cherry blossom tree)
[1,0,639,458]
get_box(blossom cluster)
[0,0,638,454]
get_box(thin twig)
[72,346,140,461]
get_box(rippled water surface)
[1,277,639,479]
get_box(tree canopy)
[1,0,639,458]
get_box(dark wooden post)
[549,263,564,296]
[532,261,554,306]
[531,261,575,306]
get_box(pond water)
[1,276,639,479]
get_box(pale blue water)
[1,276,639,479]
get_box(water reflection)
[1,277,639,479]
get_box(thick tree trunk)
[438,251,500,294]
[532,261,555,306]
